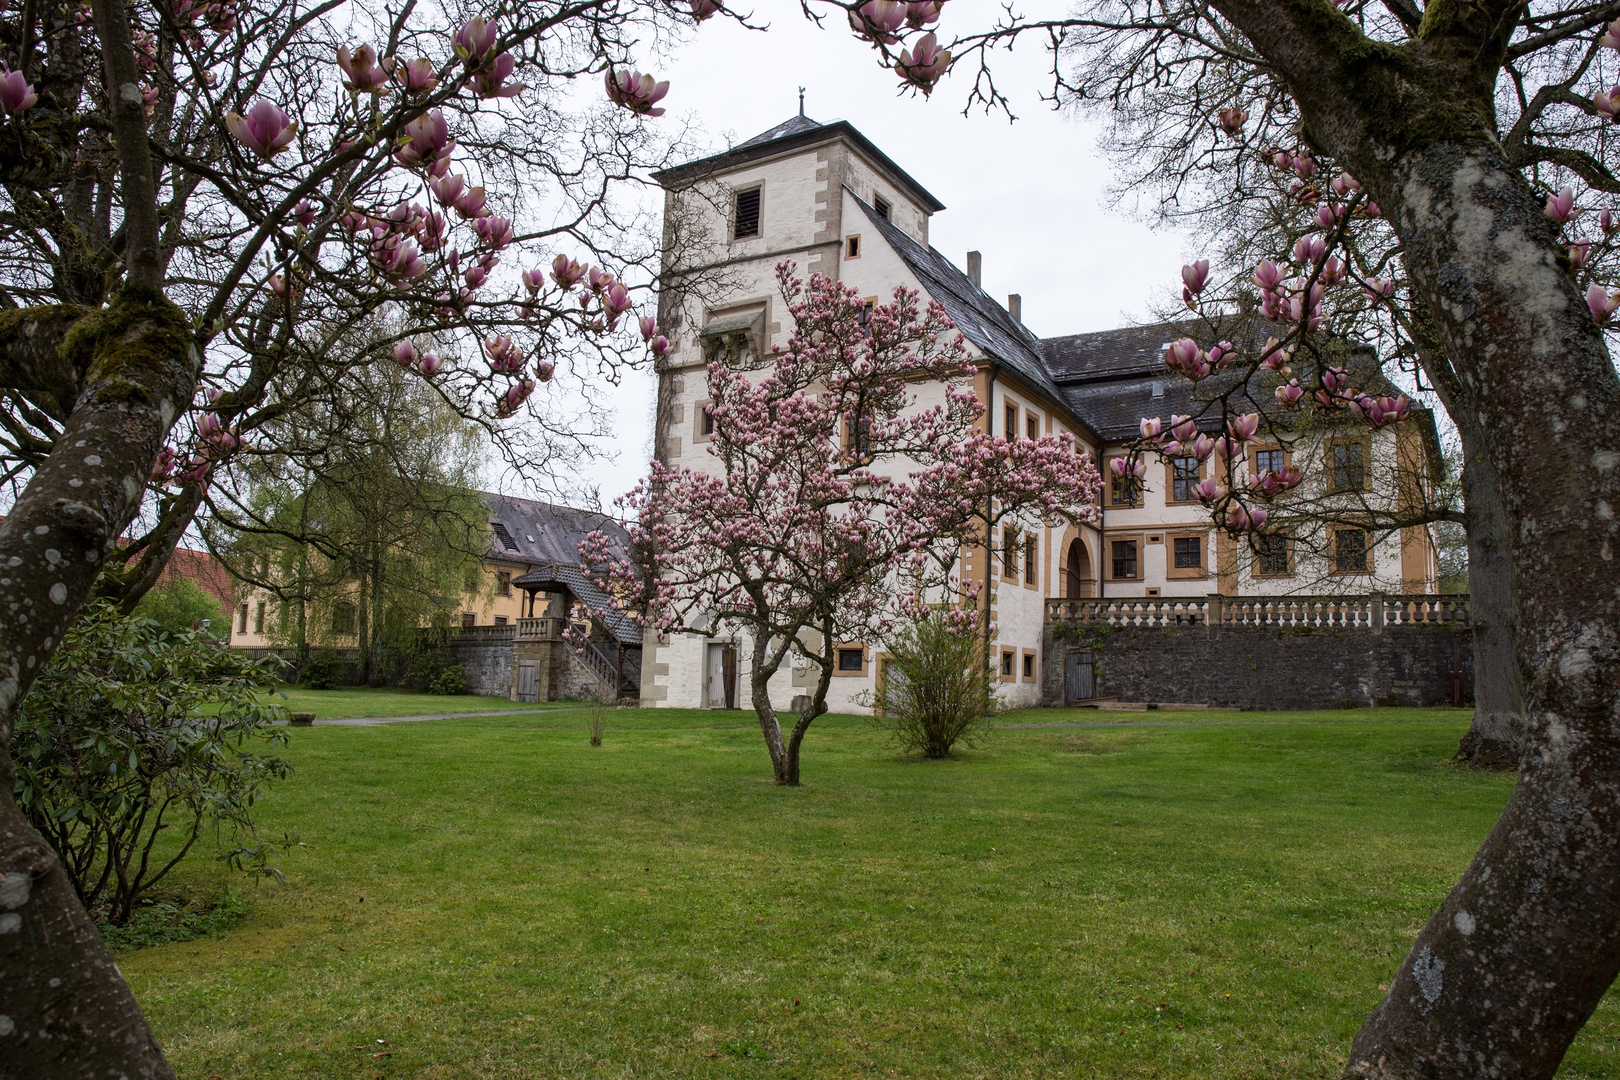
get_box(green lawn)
[121,707,1619,1078]
[261,686,573,720]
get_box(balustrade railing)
[1045,594,1470,630]
[514,616,563,641]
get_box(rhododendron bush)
[583,265,1100,785]
[0,0,730,1072]
[828,0,1620,1075]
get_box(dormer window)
[490,521,520,552]
[733,187,761,239]
[874,195,891,220]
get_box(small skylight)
[1151,381,1165,398]
[526,534,536,543]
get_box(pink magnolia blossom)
[604,68,669,116]
[472,52,524,99]
[897,32,952,93]
[1588,283,1620,323]
[1274,380,1305,407]
[495,378,538,418]
[150,446,177,484]
[1252,465,1302,499]
[394,57,440,94]
[1225,505,1267,531]
[1190,434,1217,462]
[393,341,418,367]
[474,215,514,249]
[1217,106,1246,135]
[1601,18,1620,48]
[1293,235,1327,265]
[1139,416,1162,440]
[395,110,454,170]
[1181,260,1210,308]
[639,315,658,341]
[430,173,465,207]
[523,267,547,293]
[1605,209,1616,233]
[464,264,490,290]
[293,199,317,226]
[1547,187,1577,224]
[454,16,499,64]
[1291,155,1317,179]
[602,282,633,327]
[1227,413,1260,442]
[338,45,394,93]
[536,360,556,382]
[1597,87,1620,121]
[1363,276,1395,300]
[225,100,297,159]
[588,266,616,293]
[552,254,587,290]
[1330,171,1361,197]
[906,2,943,29]
[418,353,443,377]
[1571,242,1592,269]
[1170,415,1197,444]
[1194,477,1223,502]
[851,0,907,43]
[688,0,721,20]
[454,186,489,220]
[650,335,670,358]
[1359,201,1382,219]
[1253,259,1284,291]
[1211,435,1243,460]
[140,84,159,117]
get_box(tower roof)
[651,115,945,213]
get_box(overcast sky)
[559,5,1195,507]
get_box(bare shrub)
[869,606,997,759]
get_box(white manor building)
[638,113,1440,714]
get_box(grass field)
[261,686,573,720]
[121,706,1620,1079]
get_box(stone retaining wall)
[1041,622,1474,710]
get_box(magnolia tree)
[831,0,1620,1075]
[0,0,729,1071]
[584,265,1100,785]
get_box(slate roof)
[479,492,641,644]
[652,116,945,214]
[1036,316,1393,442]
[851,193,1088,434]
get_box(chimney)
[1008,294,1022,324]
[967,250,981,288]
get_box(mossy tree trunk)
[1203,0,1620,1074]
[0,290,195,1080]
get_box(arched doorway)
[1065,539,1094,598]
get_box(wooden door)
[722,646,738,709]
[517,661,539,702]
[1064,649,1094,703]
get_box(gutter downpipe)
[985,362,1000,667]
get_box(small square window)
[837,647,864,672]
[1026,416,1040,440]
[1002,527,1019,580]
[1005,404,1018,439]
[1335,529,1369,573]
[1256,534,1292,576]
[493,615,508,626]
[1022,654,1035,678]
[497,571,512,597]
[874,194,891,219]
[238,603,249,634]
[253,600,265,634]
[1001,650,1015,676]
[1255,448,1286,476]
[1024,534,1038,585]
[846,234,861,259]
[461,611,477,629]
[1174,536,1202,569]
[733,187,761,239]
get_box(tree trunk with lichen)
[0,290,194,1080]
[1455,421,1525,769]
[1202,0,1620,1074]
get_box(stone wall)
[1041,622,1474,710]
[441,626,515,698]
